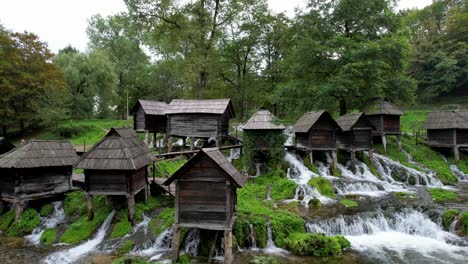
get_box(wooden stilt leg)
[351,151,357,173]
[127,194,135,226]
[224,230,233,264]
[182,138,187,151]
[454,146,460,162]
[332,150,337,171]
[168,137,173,153]
[163,133,169,149]
[369,149,374,161]
[172,226,181,261]
[190,137,195,152]
[144,130,149,146]
[309,151,314,166]
[382,135,387,153]
[14,200,24,221]
[86,194,94,221]
[144,184,149,203]
[397,134,402,150]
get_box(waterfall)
[306,209,468,262]
[255,163,261,177]
[132,227,173,257]
[248,223,258,250]
[182,229,200,256]
[440,154,468,181]
[25,202,65,245]
[132,214,151,235]
[227,148,241,162]
[284,126,294,146]
[43,211,115,264]
[264,220,288,254]
[284,152,334,206]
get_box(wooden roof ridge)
[243,109,285,130]
[131,99,168,116]
[0,139,78,168]
[362,98,404,116]
[75,127,155,170]
[163,147,246,187]
[165,98,235,117]
[293,110,339,133]
[423,110,468,130]
[336,112,374,131]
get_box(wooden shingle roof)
[362,99,404,116]
[131,99,168,116]
[0,137,14,149]
[243,109,285,130]
[293,110,339,133]
[423,110,468,130]
[336,112,374,131]
[166,99,235,118]
[75,127,155,170]
[0,140,77,168]
[163,148,246,187]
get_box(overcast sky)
[0,0,433,53]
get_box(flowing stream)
[131,227,173,258]
[25,202,66,245]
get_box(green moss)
[8,209,40,236]
[442,209,460,230]
[40,204,54,217]
[308,177,336,198]
[110,210,132,239]
[40,228,57,245]
[118,240,134,254]
[360,154,380,178]
[0,210,15,231]
[149,208,174,237]
[395,192,417,199]
[64,191,88,216]
[304,155,319,174]
[250,256,279,264]
[251,216,268,248]
[461,212,468,236]
[177,254,191,264]
[155,158,187,177]
[270,211,305,248]
[340,199,358,208]
[429,188,457,203]
[270,177,297,200]
[330,166,342,177]
[284,232,350,257]
[135,196,173,223]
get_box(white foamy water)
[227,147,241,162]
[284,126,294,146]
[26,202,66,245]
[439,154,468,181]
[43,211,115,264]
[264,219,288,255]
[132,227,173,257]
[183,229,200,256]
[132,214,151,235]
[307,209,468,263]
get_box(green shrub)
[308,177,335,198]
[284,232,349,257]
[243,131,286,173]
[442,209,460,230]
[340,199,358,208]
[40,204,54,217]
[177,254,191,264]
[149,208,174,237]
[110,210,132,239]
[0,210,15,231]
[270,211,305,248]
[8,209,41,236]
[270,177,297,200]
[40,228,57,245]
[64,191,87,216]
[429,188,457,203]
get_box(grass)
[40,204,54,217]
[60,210,111,245]
[7,209,41,236]
[340,199,358,208]
[462,212,468,235]
[442,209,460,230]
[428,188,457,203]
[118,240,134,254]
[40,228,57,245]
[0,210,15,231]
[149,208,175,237]
[308,177,336,198]
[400,110,430,133]
[284,232,350,257]
[154,158,187,177]
[110,211,132,239]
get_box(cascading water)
[132,214,151,235]
[227,147,241,162]
[248,223,258,250]
[182,229,200,256]
[43,210,115,264]
[284,126,294,146]
[26,202,65,245]
[306,209,468,263]
[264,219,288,254]
[284,152,334,206]
[440,154,468,181]
[132,227,173,257]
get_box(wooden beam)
[224,230,233,264]
[127,194,136,226]
[14,200,24,221]
[86,194,94,221]
[172,225,181,262]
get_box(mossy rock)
[251,216,268,248]
[329,166,342,177]
[40,204,54,217]
[340,199,358,208]
[149,208,174,237]
[250,255,279,264]
[308,177,336,198]
[308,199,322,209]
[117,240,134,254]
[303,154,319,174]
[60,210,112,245]
[8,208,40,236]
[110,210,132,239]
[442,209,460,230]
[177,254,192,264]
[40,228,57,245]
[0,210,15,231]
[428,188,457,203]
[284,232,350,257]
[270,210,305,248]
[270,177,297,200]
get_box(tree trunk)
[119,73,126,120]
[339,99,347,116]
[196,69,206,99]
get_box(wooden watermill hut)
[163,148,246,264]
[336,113,375,169]
[0,140,77,220]
[362,99,404,152]
[75,127,155,225]
[243,109,285,149]
[423,110,468,161]
[293,111,341,168]
[131,100,168,148]
[0,137,14,155]
[165,99,235,150]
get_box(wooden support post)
[127,194,136,226]
[369,149,374,161]
[350,151,357,173]
[144,184,149,203]
[144,130,149,146]
[382,135,387,153]
[397,134,402,150]
[190,137,194,151]
[172,226,181,262]
[163,133,169,148]
[86,194,94,221]
[168,137,173,153]
[224,230,233,264]
[182,138,187,151]
[454,146,460,162]
[14,200,24,221]
[332,150,337,171]
[309,151,314,166]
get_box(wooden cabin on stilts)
[362,99,404,152]
[165,99,235,152]
[423,110,468,162]
[75,127,155,225]
[0,140,77,220]
[131,100,168,149]
[336,113,375,172]
[293,111,341,169]
[163,148,246,264]
[0,137,14,155]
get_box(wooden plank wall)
[86,170,128,193]
[366,115,383,133]
[0,169,16,196]
[427,129,454,146]
[17,167,71,195]
[134,106,146,131]
[169,114,221,138]
[456,129,468,145]
[352,130,372,149]
[383,115,400,134]
[309,130,335,149]
[129,167,147,192]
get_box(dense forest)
[0,0,467,136]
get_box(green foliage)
[250,256,279,264]
[135,196,173,223]
[461,212,468,236]
[40,204,54,217]
[64,191,88,216]
[40,228,57,245]
[155,158,187,177]
[60,210,111,245]
[118,240,134,254]
[340,199,358,208]
[177,254,192,264]
[149,208,175,237]
[110,210,132,239]
[442,209,460,230]
[400,110,430,132]
[308,177,336,198]
[0,210,15,231]
[8,209,40,236]
[270,177,297,201]
[429,188,457,203]
[284,232,350,257]
[243,131,286,173]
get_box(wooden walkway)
[151,178,175,196]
